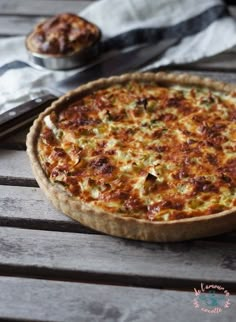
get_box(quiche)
[25,13,101,56]
[26,72,236,242]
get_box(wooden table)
[0,1,235,321]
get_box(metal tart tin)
[25,41,101,70]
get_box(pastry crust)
[26,72,236,242]
[25,13,101,57]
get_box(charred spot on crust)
[167,97,182,108]
[152,129,164,139]
[200,122,226,138]
[90,157,109,168]
[161,200,184,210]
[51,165,68,179]
[229,110,236,121]
[40,129,58,145]
[219,158,236,182]
[124,195,147,212]
[77,118,100,126]
[148,199,184,213]
[199,122,227,150]
[157,113,177,122]
[220,174,232,183]
[190,176,218,194]
[172,169,188,180]
[106,110,126,121]
[53,147,67,158]
[207,153,218,165]
[89,157,114,175]
[156,146,168,153]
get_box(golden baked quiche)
[27,73,236,242]
[25,13,101,56]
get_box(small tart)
[26,72,236,242]
[26,13,101,56]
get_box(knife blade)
[0,38,178,139]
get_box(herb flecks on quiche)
[37,79,236,222]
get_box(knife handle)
[0,93,58,139]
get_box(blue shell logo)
[193,283,230,314]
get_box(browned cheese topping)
[27,13,100,55]
[38,81,236,221]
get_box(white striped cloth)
[0,0,236,113]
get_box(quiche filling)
[38,81,236,221]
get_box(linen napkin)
[1,0,236,114]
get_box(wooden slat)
[0,16,45,36]
[0,149,34,180]
[155,69,236,83]
[0,0,91,16]
[0,226,235,289]
[0,0,91,35]
[170,53,236,72]
[0,185,96,234]
[0,276,234,322]
[0,127,28,150]
[0,185,62,221]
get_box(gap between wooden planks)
[0,226,235,289]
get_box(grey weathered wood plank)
[0,226,235,289]
[170,53,236,72]
[0,0,91,35]
[0,127,28,150]
[0,185,63,221]
[155,69,236,84]
[0,185,97,234]
[0,185,69,223]
[0,149,34,179]
[0,16,45,36]
[0,0,91,16]
[0,276,234,322]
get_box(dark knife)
[0,38,178,139]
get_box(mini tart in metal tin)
[26,72,236,242]
[25,13,101,69]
